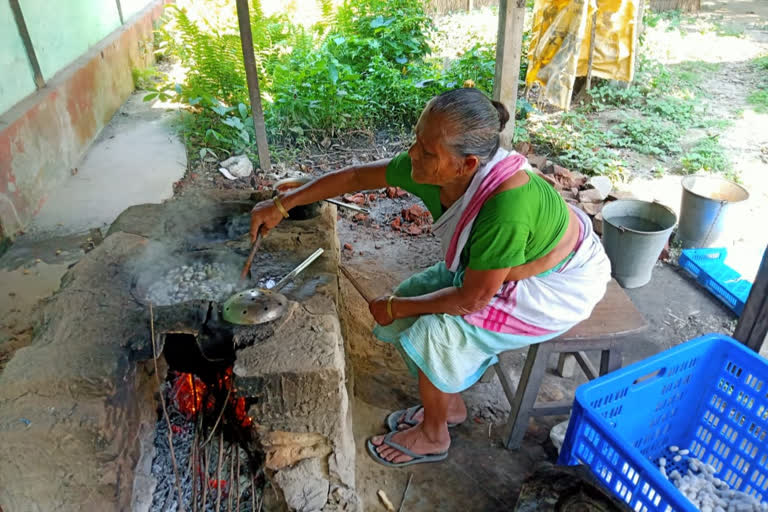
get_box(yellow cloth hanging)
[525,0,639,109]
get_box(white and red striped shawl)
[432,149,611,335]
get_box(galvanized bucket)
[602,199,677,288]
[678,176,749,248]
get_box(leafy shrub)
[332,0,434,66]
[157,0,540,159]
[612,117,683,156]
[681,136,731,174]
[529,112,624,177]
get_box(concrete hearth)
[0,191,358,511]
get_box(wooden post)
[235,0,272,171]
[493,0,527,148]
[734,246,768,353]
[585,7,598,92]
[115,0,125,24]
[9,0,45,89]
[627,0,645,88]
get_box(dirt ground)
[1,0,766,510]
[337,3,768,509]
[619,0,768,262]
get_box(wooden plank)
[9,0,45,89]
[530,400,573,417]
[734,246,768,353]
[557,280,648,341]
[574,351,599,380]
[235,0,272,171]
[493,0,526,148]
[599,348,622,375]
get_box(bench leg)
[599,347,622,376]
[501,343,552,450]
[556,353,577,378]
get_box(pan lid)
[221,288,289,325]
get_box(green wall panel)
[0,1,37,115]
[19,0,122,80]
[120,0,154,20]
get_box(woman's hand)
[249,199,285,243]
[369,296,394,326]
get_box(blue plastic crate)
[559,334,768,512]
[679,248,752,316]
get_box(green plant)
[753,55,768,71]
[681,136,730,174]
[332,0,434,67]
[528,112,624,177]
[156,0,459,150]
[711,21,745,38]
[442,43,497,93]
[748,56,768,113]
[132,66,163,90]
[642,8,689,35]
[178,99,262,161]
[748,89,768,114]
[612,117,683,156]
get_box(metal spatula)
[222,248,324,325]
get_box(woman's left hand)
[369,296,394,326]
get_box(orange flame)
[171,369,253,428]
[172,372,207,418]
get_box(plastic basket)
[679,248,752,316]
[559,334,768,512]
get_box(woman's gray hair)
[425,88,511,166]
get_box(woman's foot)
[390,397,467,431]
[370,423,450,464]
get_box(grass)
[748,90,768,114]
[748,56,768,113]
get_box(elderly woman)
[249,88,611,468]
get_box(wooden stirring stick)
[339,264,375,303]
[240,232,263,281]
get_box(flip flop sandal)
[385,405,462,432]
[366,432,448,468]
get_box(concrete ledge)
[0,0,167,238]
[0,233,157,511]
[233,205,360,511]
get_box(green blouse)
[385,152,569,271]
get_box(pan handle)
[273,248,325,291]
[339,264,375,304]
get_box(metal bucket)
[678,176,749,248]
[602,200,677,288]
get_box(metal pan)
[221,248,324,325]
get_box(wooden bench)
[490,279,648,450]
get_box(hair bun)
[490,100,510,132]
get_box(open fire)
[149,367,262,511]
[171,370,251,429]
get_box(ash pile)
[149,371,263,512]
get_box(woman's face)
[408,110,479,186]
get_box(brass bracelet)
[386,295,396,321]
[273,195,290,219]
